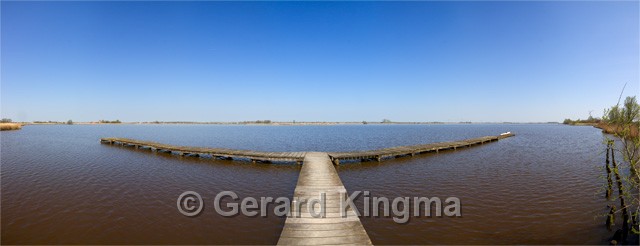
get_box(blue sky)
[1,1,638,122]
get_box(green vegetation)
[562,116,601,125]
[600,95,639,244]
[67,120,73,125]
[1,118,12,123]
[382,119,392,123]
[601,96,640,138]
[605,96,640,124]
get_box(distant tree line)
[563,116,602,125]
[99,120,121,124]
[143,121,274,124]
[241,120,272,124]
[33,120,64,124]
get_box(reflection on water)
[1,124,610,244]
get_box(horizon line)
[14,121,563,124]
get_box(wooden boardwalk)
[99,137,307,164]
[328,133,513,165]
[277,152,372,245]
[99,133,514,244]
[99,133,514,164]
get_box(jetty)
[277,152,372,245]
[100,137,307,164]
[99,133,514,165]
[100,132,514,244]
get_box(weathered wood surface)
[277,152,372,245]
[99,133,515,244]
[328,133,514,164]
[99,137,306,163]
[99,132,514,164]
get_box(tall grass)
[0,123,22,131]
[598,122,639,138]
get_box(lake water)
[1,124,614,244]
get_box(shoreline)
[18,121,560,126]
[595,122,639,138]
[0,123,22,131]
[566,121,639,138]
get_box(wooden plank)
[99,133,514,164]
[277,152,372,245]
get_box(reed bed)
[0,123,22,131]
[597,122,639,138]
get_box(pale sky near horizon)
[1,1,638,122]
